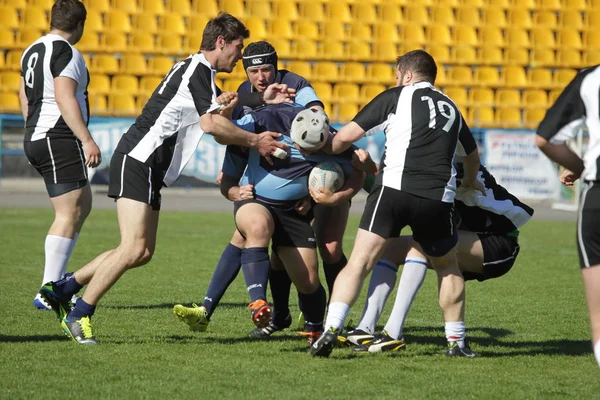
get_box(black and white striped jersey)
[21,34,89,142]
[115,52,220,186]
[454,163,534,234]
[537,65,600,182]
[354,81,477,203]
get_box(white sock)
[383,257,427,339]
[595,340,600,367]
[324,302,350,332]
[445,321,466,348]
[356,259,398,334]
[41,234,77,285]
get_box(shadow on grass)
[103,302,248,310]
[0,334,66,343]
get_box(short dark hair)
[50,0,87,32]
[396,50,437,84]
[200,12,250,51]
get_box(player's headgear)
[242,41,278,72]
[291,108,330,151]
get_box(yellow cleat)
[173,303,209,332]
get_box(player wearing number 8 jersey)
[311,50,486,358]
[19,0,102,311]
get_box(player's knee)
[245,221,272,242]
[295,276,320,293]
[123,244,154,268]
[318,242,342,264]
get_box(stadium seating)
[0,6,20,30]
[88,74,111,94]
[0,92,21,113]
[108,94,136,115]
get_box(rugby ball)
[309,162,345,192]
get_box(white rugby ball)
[309,162,345,192]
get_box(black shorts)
[359,185,458,257]
[107,152,163,210]
[234,199,316,249]
[463,233,520,282]
[24,136,88,187]
[577,182,600,268]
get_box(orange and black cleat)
[248,299,272,328]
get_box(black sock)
[269,268,292,322]
[55,272,83,299]
[67,298,96,320]
[323,253,347,296]
[298,284,326,332]
[241,247,270,303]
[202,243,242,318]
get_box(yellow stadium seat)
[512,0,536,8]
[428,44,451,63]
[487,0,510,6]
[0,30,16,50]
[168,0,192,16]
[185,34,201,53]
[444,87,468,108]
[0,92,21,113]
[337,103,359,123]
[584,51,600,66]
[367,63,395,84]
[88,73,111,94]
[436,66,448,86]
[556,49,581,68]
[244,17,267,40]
[270,19,294,39]
[5,50,21,71]
[585,30,600,49]
[523,89,548,109]
[77,33,101,52]
[103,32,128,53]
[348,41,372,62]
[557,30,583,50]
[379,4,404,24]
[112,0,138,13]
[296,21,319,40]
[87,0,110,12]
[455,8,480,27]
[527,68,553,89]
[495,89,521,108]
[469,88,494,107]
[333,83,360,103]
[478,47,503,66]
[340,62,366,83]
[121,54,148,75]
[109,94,136,115]
[504,48,528,65]
[274,1,299,21]
[111,75,139,94]
[300,2,325,22]
[455,26,479,47]
[496,108,522,128]
[0,53,6,70]
[462,0,486,6]
[448,66,473,86]
[269,38,291,58]
[431,7,455,25]
[85,10,104,33]
[313,62,339,81]
[17,29,43,48]
[451,46,477,65]
[438,0,460,4]
[4,0,26,10]
[322,21,347,41]
[158,34,183,55]
[530,28,555,48]
[482,7,507,28]
[322,39,345,61]
[360,83,386,102]
[538,0,562,10]
[312,82,333,102]
[375,42,398,62]
[468,107,495,128]
[507,10,532,29]
[524,109,546,129]
[134,13,159,34]
[0,6,19,29]
[404,5,429,24]
[21,8,48,30]
[349,22,372,41]
[223,79,245,92]
[88,94,107,115]
[505,28,530,48]
[530,48,555,67]
[474,66,500,87]
[554,69,577,88]
[590,0,600,8]
[327,3,352,23]
[149,56,174,75]
[140,0,165,15]
[161,14,185,35]
[560,10,583,29]
[533,11,557,28]
[1,71,21,92]
[402,25,425,46]
[188,14,210,35]
[502,66,528,88]
[247,0,273,20]
[286,61,312,79]
[427,25,452,46]
[564,0,587,9]
[548,89,563,104]
[140,76,163,95]
[376,22,400,44]
[353,4,378,24]
[479,27,505,48]
[192,0,218,16]
[293,38,318,60]
[106,10,132,33]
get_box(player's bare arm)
[215,91,238,120]
[54,76,101,168]
[18,77,28,121]
[310,167,363,206]
[460,149,486,195]
[351,149,378,175]
[535,135,585,179]
[330,122,366,154]
[219,173,254,202]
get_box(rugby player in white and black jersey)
[535,65,600,367]
[38,13,291,344]
[312,50,486,358]
[19,0,101,311]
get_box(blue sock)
[269,268,292,322]
[67,298,96,320]
[241,247,270,303]
[323,253,347,297]
[55,272,83,299]
[201,243,242,318]
[298,284,326,332]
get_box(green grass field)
[1,207,598,399]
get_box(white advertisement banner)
[485,130,560,200]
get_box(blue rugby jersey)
[222,104,353,209]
